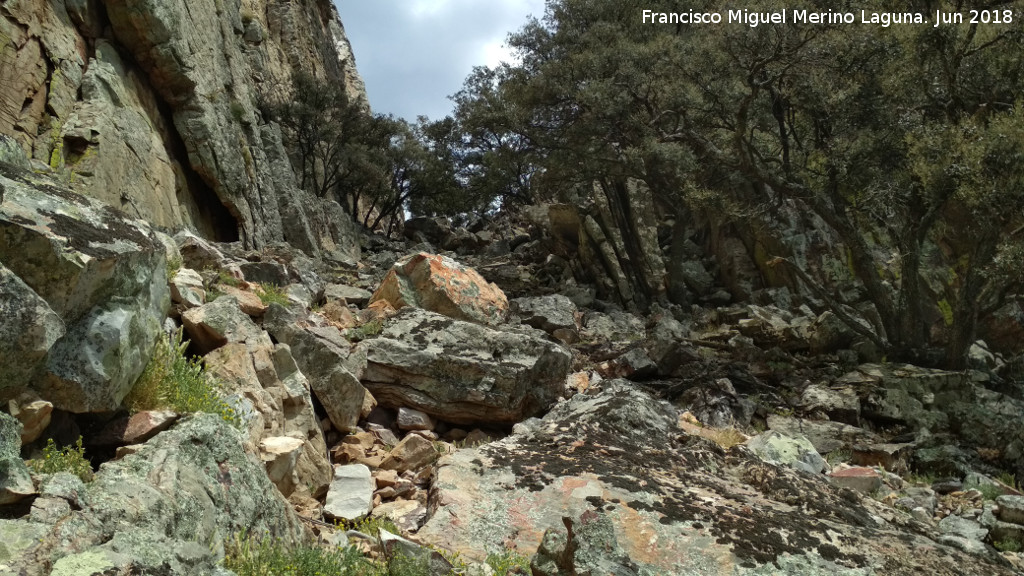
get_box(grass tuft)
[125,328,238,426]
[257,282,290,306]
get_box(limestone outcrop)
[419,381,1017,575]
[0,0,363,259]
[3,414,306,575]
[0,170,169,412]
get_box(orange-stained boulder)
[369,253,507,325]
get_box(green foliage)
[217,270,241,288]
[343,516,400,538]
[257,283,290,306]
[486,550,531,575]
[26,437,93,482]
[937,299,955,327]
[826,450,852,466]
[264,73,463,235]
[126,329,239,426]
[346,320,383,343]
[998,472,1019,489]
[224,534,368,576]
[450,0,1024,368]
[994,539,1022,553]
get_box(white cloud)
[336,0,544,121]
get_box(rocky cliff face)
[0,0,362,258]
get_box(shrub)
[26,437,93,482]
[486,550,531,575]
[126,329,238,426]
[257,283,290,306]
[994,539,1022,553]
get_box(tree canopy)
[450,0,1024,367]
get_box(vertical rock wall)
[0,0,363,259]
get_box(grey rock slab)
[511,294,578,333]
[996,495,1024,526]
[181,296,262,354]
[0,413,34,505]
[939,515,988,541]
[417,383,1014,575]
[325,284,373,306]
[358,308,571,426]
[397,407,435,431]
[746,430,827,474]
[324,464,373,521]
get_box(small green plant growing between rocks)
[994,539,1023,553]
[486,550,531,575]
[224,533,368,575]
[826,449,852,466]
[126,329,238,426]
[26,437,94,482]
[217,270,242,288]
[257,282,290,306]
[344,516,400,538]
[346,320,384,343]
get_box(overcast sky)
[335,0,545,122]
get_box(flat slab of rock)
[325,284,373,306]
[369,252,508,325]
[828,467,883,494]
[417,383,1013,574]
[511,294,577,334]
[358,308,571,425]
[746,430,827,474]
[325,464,374,521]
[996,495,1024,526]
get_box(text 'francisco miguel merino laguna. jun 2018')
[641,8,1015,27]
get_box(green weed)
[224,533,368,576]
[125,329,238,426]
[26,437,93,482]
[486,550,531,575]
[994,539,1022,553]
[257,283,290,306]
[346,320,384,343]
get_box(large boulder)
[369,252,508,325]
[264,305,374,433]
[204,333,333,497]
[356,308,572,426]
[0,171,170,412]
[2,414,306,574]
[417,383,1016,574]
